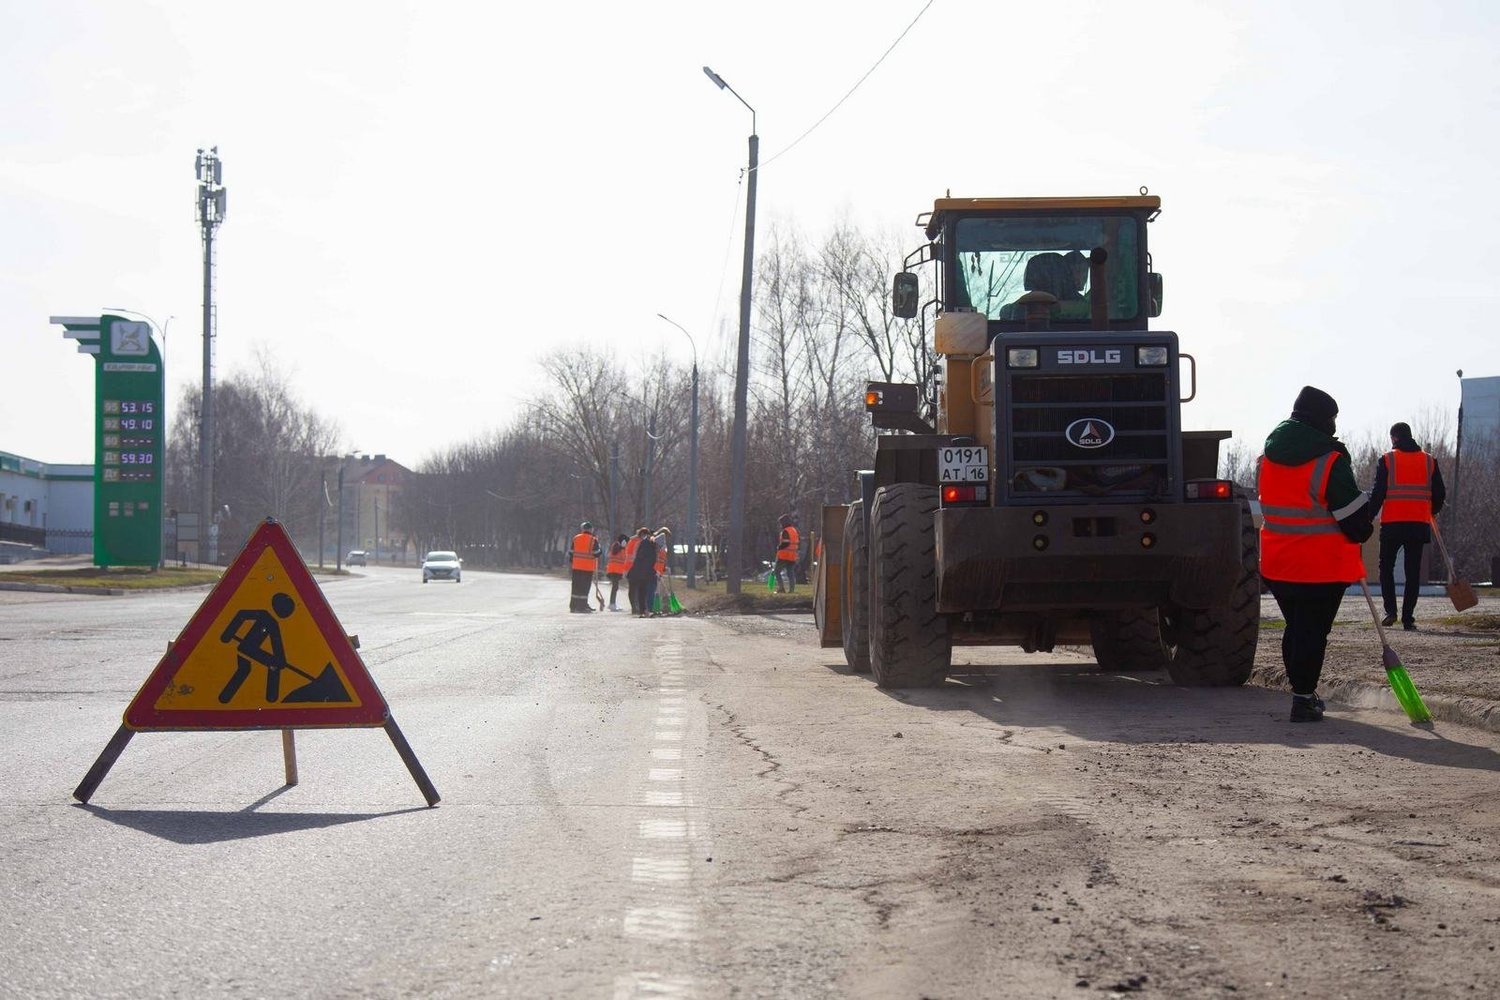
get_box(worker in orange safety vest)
[605,533,631,612]
[623,529,644,614]
[569,522,601,614]
[1257,386,1373,723]
[774,514,799,593]
[1370,421,1446,630]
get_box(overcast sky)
[3,0,1496,469]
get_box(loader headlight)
[1007,348,1039,368]
[1136,346,1170,367]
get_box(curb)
[0,581,126,596]
[1250,664,1500,735]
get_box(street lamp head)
[703,66,727,89]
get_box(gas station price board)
[52,314,165,567]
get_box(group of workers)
[568,522,674,617]
[1258,385,1446,723]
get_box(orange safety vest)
[570,532,598,572]
[606,543,629,576]
[777,525,799,562]
[655,541,668,575]
[1380,450,1434,524]
[624,536,640,569]
[1258,453,1364,583]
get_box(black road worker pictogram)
[217,593,352,705]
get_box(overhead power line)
[758,0,936,171]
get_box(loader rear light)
[1185,479,1234,500]
[1032,510,1049,526]
[1139,508,1157,524]
[1141,533,1157,548]
[1033,534,1049,551]
[865,389,883,408]
[941,484,988,504]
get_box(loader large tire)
[868,484,951,689]
[840,501,871,672]
[1090,610,1169,672]
[1162,499,1259,687]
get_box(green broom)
[1357,578,1432,723]
[666,574,683,614]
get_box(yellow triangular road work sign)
[125,519,388,730]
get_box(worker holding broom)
[1370,421,1446,630]
[1258,386,1375,723]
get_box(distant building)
[0,450,93,556]
[336,453,414,563]
[1459,375,1500,444]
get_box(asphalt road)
[2,567,1498,999]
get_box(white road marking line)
[639,818,689,839]
[641,788,683,806]
[655,730,683,741]
[651,747,682,760]
[648,768,682,782]
[632,856,691,883]
[622,906,697,942]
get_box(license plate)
[938,445,988,483]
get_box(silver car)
[421,550,462,583]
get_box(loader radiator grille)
[1005,373,1171,500]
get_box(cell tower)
[195,147,227,562]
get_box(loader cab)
[894,195,1164,334]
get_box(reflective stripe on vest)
[777,525,800,561]
[1258,453,1364,583]
[655,543,668,574]
[1381,450,1434,524]
[571,532,598,572]
[606,544,629,575]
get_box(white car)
[421,550,462,583]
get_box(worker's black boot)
[1381,613,1397,628]
[1290,693,1325,723]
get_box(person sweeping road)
[1257,386,1374,722]
[1370,421,1446,630]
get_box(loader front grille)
[1004,371,1171,500]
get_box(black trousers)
[608,573,623,608]
[1378,526,1427,623]
[570,569,593,610]
[1267,580,1346,696]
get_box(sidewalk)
[1253,589,1500,733]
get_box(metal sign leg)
[74,726,135,803]
[384,717,440,807]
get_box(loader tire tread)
[869,484,951,689]
[1165,499,1259,687]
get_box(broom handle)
[1357,576,1390,648]
[1429,518,1455,582]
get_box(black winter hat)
[1290,386,1338,428]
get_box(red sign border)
[123,519,390,730]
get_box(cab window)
[952,216,1140,322]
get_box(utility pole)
[610,442,621,542]
[703,67,757,595]
[657,314,700,588]
[318,471,327,568]
[644,409,656,531]
[194,148,227,564]
[336,465,345,571]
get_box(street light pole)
[657,314,700,588]
[703,66,757,595]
